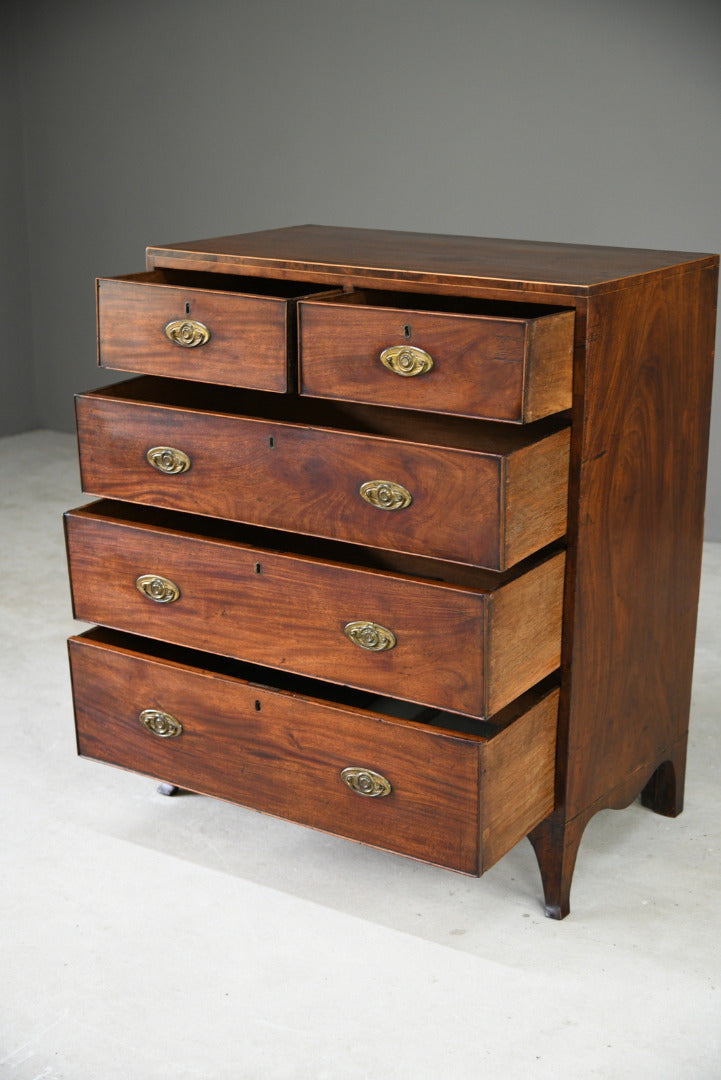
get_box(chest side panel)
[565,263,718,816]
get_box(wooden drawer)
[64,501,565,719]
[298,290,575,423]
[97,269,334,391]
[75,377,570,571]
[68,628,559,875]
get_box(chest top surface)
[147,224,717,298]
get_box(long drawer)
[97,269,334,391]
[64,501,565,719]
[68,628,559,875]
[75,377,570,570]
[298,289,575,423]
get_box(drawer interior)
[72,626,556,736]
[110,268,335,300]
[67,496,562,591]
[82,375,569,455]
[305,287,572,320]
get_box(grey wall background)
[4,0,721,536]
[1,15,35,435]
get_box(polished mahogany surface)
[147,224,716,297]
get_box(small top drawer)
[97,269,334,392]
[298,290,575,423]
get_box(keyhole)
[185,302,191,315]
[403,324,411,338]
[254,700,261,711]
[254,562,262,574]
[268,436,275,449]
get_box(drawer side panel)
[503,428,570,567]
[523,310,575,421]
[486,551,566,715]
[479,688,558,871]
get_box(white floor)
[1,429,720,1080]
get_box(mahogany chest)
[65,226,718,917]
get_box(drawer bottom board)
[68,630,558,875]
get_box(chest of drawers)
[65,226,718,917]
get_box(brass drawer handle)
[359,480,412,511]
[139,708,183,738]
[341,767,391,797]
[135,574,181,603]
[380,345,433,377]
[146,446,191,474]
[343,621,396,652]
[164,318,211,348]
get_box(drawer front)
[75,389,570,570]
[298,295,574,423]
[98,272,326,392]
[64,505,565,718]
[68,631,559,874]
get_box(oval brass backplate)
[380,344,434,377]
[145,446,191,475]
[139,708,183,738]
[164,318,211,348]
[359,480,412,511]
[340,767,392,797]
[135,574,181,603]
[343,621,396,652]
